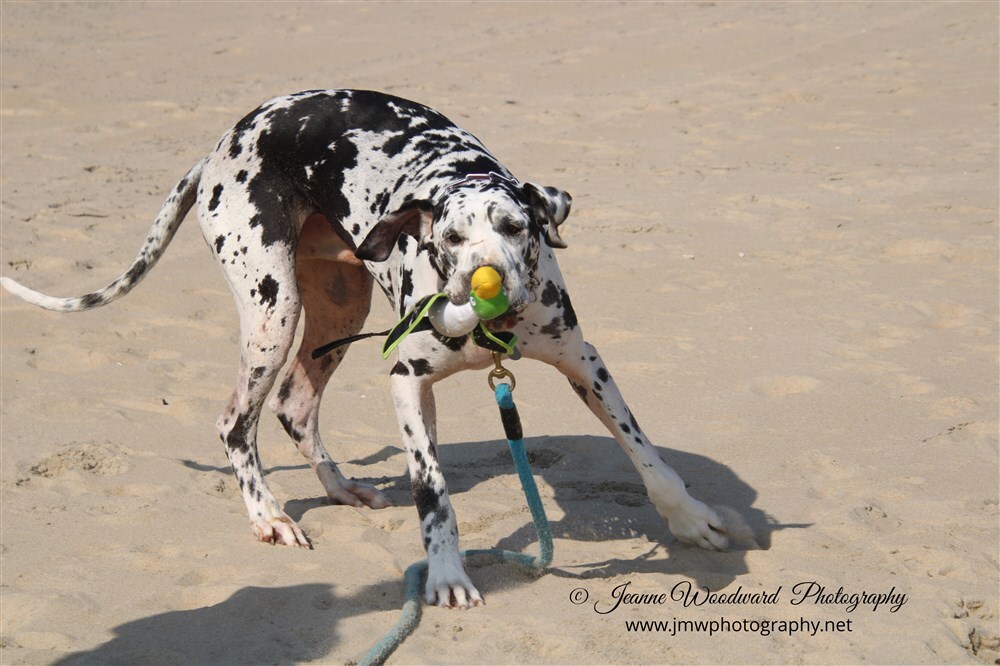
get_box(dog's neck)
[443,171,519,193]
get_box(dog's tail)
[1,159,205,312]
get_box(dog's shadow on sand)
[288,433,806,587]
[430,434,807,584]
[60,435,806,665]
[52,582,391,666]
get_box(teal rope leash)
[360,372,553,666]
[492,382,554,569]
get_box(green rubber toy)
[469,266,509,320]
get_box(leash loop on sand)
[359,359,551,666]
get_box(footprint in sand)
[850,501,902,532]
[749,375,823,398]
[950,598,1000,664]
[908,300,991,334]
[884,238,956,260]
[27,442,129,479]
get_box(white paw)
[425,555,484,609]
[250,512,311,548]
[660,499,728,551]
[329,479,392,509]
[317,464,392,509]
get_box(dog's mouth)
[486,310,520,331]
[448,268,528,310]
[445,289,523,331]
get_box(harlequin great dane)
[1,89,727,608]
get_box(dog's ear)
[523,183,571,249]
[355,200,434,262]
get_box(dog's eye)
[445,231,465,246]
[500,220,526,236]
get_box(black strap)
[471,324,518,355]
[380,294,442,358]
[311,329,391,360]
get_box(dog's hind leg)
[200,172,310,546]
[215,271,307,546]
[269,214,391,509]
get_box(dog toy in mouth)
[428,266,509,337]
[360,266,517,361]
[312,265,516,361]
[469,266,509,319]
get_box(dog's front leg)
[572,341,727,549]
[390,360,483,609]
[526,329,728,551]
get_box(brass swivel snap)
[488,350,516,391]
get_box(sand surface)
[1,2,997,664]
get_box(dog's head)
[355,175,571,314]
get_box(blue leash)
[360,376,553,666]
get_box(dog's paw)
[329,479,392,509]
[425,558,484,609]
[661,499,729,551]
[251,513,311,548]
[317,463,392,509]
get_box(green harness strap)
[313,293,518,361]
[380,293,518,358]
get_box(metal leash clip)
[488,350,516,391]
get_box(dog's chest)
[367,238,440,316]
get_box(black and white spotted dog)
[2,90,727,608]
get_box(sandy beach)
[1,2,997,664]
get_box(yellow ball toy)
[471,266,502,300]
[469,266,508,320]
